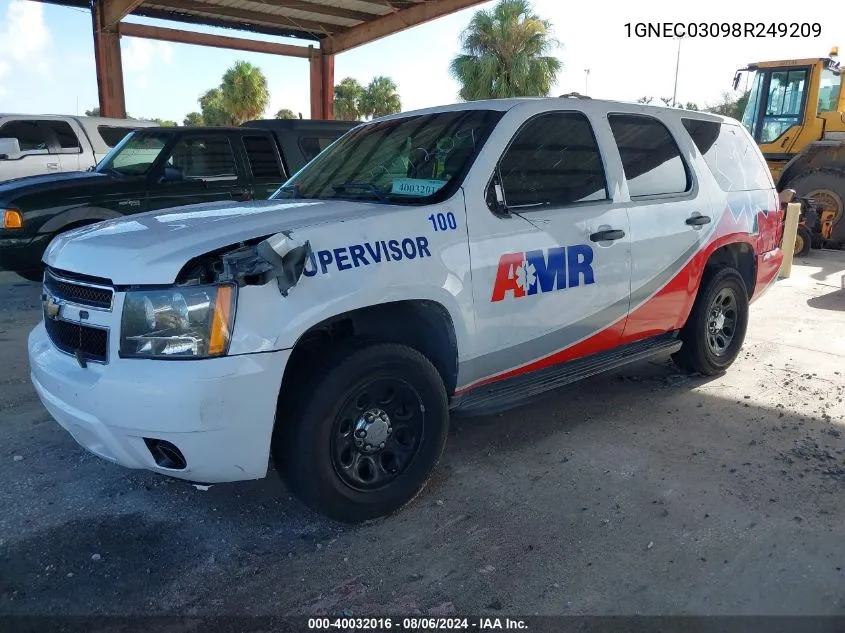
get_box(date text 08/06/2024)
[307,616,529,630]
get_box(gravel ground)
[0,253,844,618]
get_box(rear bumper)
[29,321,290,483]
[0,234,51,274]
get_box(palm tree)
[199,88,235,126]
[275,109,297,120]
[449,0,561,101]
[220,61,270,125]
[360,76,402,119]
[334,77,365,121]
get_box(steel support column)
[92,0,126,118]
[309,47,334,120]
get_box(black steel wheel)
[275,342,448,523]
[705,286,738,357]
[331,377,425,492]
[672,268,749,376]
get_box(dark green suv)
[0,120,356,280]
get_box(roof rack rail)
[559,92,592,99]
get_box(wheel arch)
[701,241,757,298]
[37,206,122,235]
[277,298,461,418]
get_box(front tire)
[275,343,449,523]
[672,268,749,376]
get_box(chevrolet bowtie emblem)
[43,294,61,320]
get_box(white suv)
[28,97,784,522]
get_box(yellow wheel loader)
[733,48,843,255]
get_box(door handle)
[46,162,59,170]
[232,188,252,201]
[589,229,625,242]
[685,214,711,227]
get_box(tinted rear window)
[98,126,135,148]
[608,114,690,198]
[243,135,283,179]
[682,118,773,191]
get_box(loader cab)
[733,54,843,159]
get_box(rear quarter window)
[682,119,773,191]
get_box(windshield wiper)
[331,181,387,203]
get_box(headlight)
[120,284,236,359]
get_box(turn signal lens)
[2,209,22,229]
[208,285,234,356]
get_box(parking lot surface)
[1,253,844,616]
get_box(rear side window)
[166,136,237,181]
[299,136,337,161]
[608,114,690,198]
[683,119,772,191]
[498,111,608,209]
[243,135,283,179]
[98,126,135,148]
[45,121,81,152]
[0,120,51,153]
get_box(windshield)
[96,131,171,176]
[271,109,503,205]
[741,71,762,136]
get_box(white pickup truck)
[0,114,156,181]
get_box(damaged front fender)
[217,231,312,296]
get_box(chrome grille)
[44,269,113,310]
[44,317,108,363]
[42,268,114,364]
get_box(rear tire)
[274,342,449,523]
[672,268,749,376]
[795,225,812,257]
[784,168,845,242]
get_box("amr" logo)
[491,244,595,302]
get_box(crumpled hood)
[43,198,386,285]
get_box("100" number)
[428,212,458,231]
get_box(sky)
[0,0,841,123]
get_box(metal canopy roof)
[36,0,486,52]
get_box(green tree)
[275,108,297,120]
[334,77,365,121]
[360,76,402,119]
[198,88,235,126]
[84,107,100,117]
[151,118,177,127]
[220,60,270,125]
[449,0,561,100]
[683,102,700,111]
[183,112,204,126]
[708,90,750,119]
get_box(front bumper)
[0,234,51,274]
[29,321,290,483]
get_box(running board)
[453,333,683,416]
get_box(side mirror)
[486,171,510,217]
[0,137,21,160]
